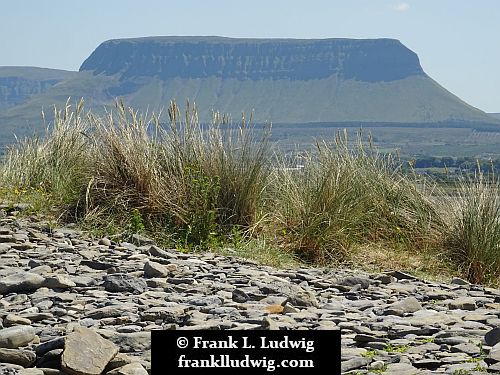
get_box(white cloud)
[390,2,410,12]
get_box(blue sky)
[1,0,498,112]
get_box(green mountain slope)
[115,74,492,124]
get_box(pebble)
[0,348,37,367]
[3,314,32,326]
[143,261,170,278]
[42,275,76,289]
[486,327,500,346]
[0,326,36,349]
[0,214,499,374]
[383,296,422,316]
[449,296,477,311]
[106,363,148,375]
[103,274,147,294]
[0,272,45,294]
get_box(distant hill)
[0,67,76,111]
[488,113,500,120]
[0,36,499,144]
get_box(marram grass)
[2,101,500,285]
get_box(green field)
[267,124,500,158]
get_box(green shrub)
[129,208,145,233]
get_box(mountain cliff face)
[80,37,424,83]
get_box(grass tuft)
[270,135,442,263]
[445,174,500,284]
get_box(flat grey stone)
[105,352,143,371]
[490,342,500,362]
[387,270,419,280]
[0,244,11,253]
[0,348,36,367]
[261,316,280,330]
[451,277,470,286]
[341,357,370,372]
[413,359,443,370]
[232,288,249,303]
[384,363,421,375]
[445,362,479,374]
[166,277,195,285]
[353,334,388,343]
[3,314,31,326]
[35,337,65,356]
[98,238,112,246]
[448,297,477,310]
[0,235,16,243]
[18,369,45,375]
[85,305,136,320]
[336,276,371,289]
[73,276,97,287]
[141,305,188,323]
[187,296,223,306]
[61,326,119,375]
[143,261,170,278]
[374,274,395,284]
[101,331,151,353]
[260,281,318,307]
[434,336,471,345]
[107,362,148,375]
[146,245,176,259]
[384,296,422,316]
[0,326,36,349]
[43,275,76,289]
[103,274,147,294]
[0,271,45,294]
[36,348,64,368]
[80,260,114,270]
[488,361,500,372]
[131,234,154,246]
[485,327,500,346]
[116,326,143,334]
[451,342,481,356]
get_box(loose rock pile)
[0,211,500,374]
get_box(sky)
[0,0,498,112]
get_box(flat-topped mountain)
[80,37,424,82]
[0,36,498,145]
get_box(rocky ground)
[0,207,500,375]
